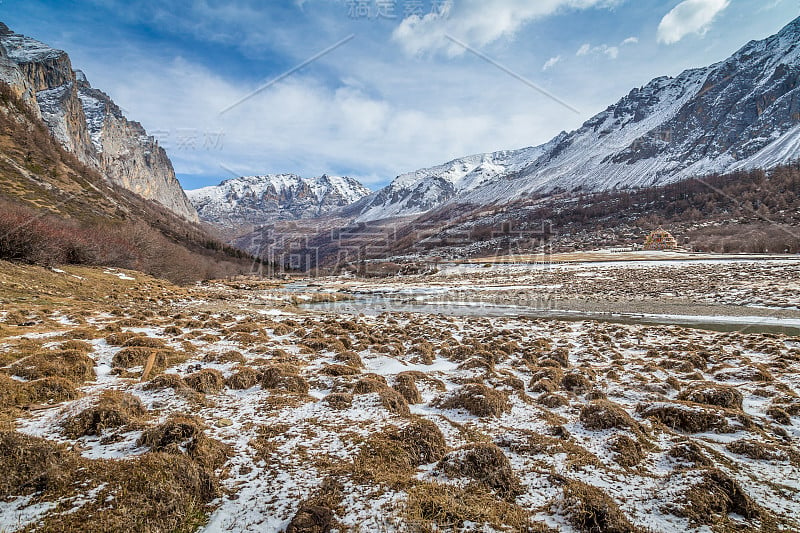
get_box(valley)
[1,258,799,532]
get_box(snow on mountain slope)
[353,16,800,222]
[187,174,371,228]
[348,144,552,222]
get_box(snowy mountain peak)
[187,173,371,229]
[352,16,800,223]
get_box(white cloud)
[621,36,639,45]
[657,0,730,44]
[576,43,619,59]
[392,0,622,56]
[83,53,579,189]
[542,55,562,71]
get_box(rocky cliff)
[0,22,198,221]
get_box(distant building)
[644,228,678,250]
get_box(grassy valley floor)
[0,259,798,532]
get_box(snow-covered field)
[1,261,799,532]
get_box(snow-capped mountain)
[0,22,198,222]
[352,16,800,222]
[187,174,371,228]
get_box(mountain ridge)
[188,173,370,229]
[348,16,800,223]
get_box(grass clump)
[225,366,259,390]
[637,401,749,433]
[677,382,743,410]
[137,414,230,470]
[436,384,510,418]
[393,373,423,404]
[384,417,448,465]
[184,369,225,394]
[437,443,521,498]
[10,349,95,384]
[559,479,640,533]
[62,390,146,438]
[404,482,541,532]
[260,366,309,394]
[579,400,638,431]
[673,468,761,525]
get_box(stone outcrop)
[0,23,198,222]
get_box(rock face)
[187,174,370,229]
[0,23,198,222]
[352,16,800,223]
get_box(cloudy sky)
[1,0,798,190]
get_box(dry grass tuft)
[0,374,79,409]
[104,331,139,346]
[323,392,353,410]
[204,350,247,364]
[59,339,93,353]
[726,439,787,461]
[0,430,83,497]
[637,401,749,433]
[404,482,542,532]
[393,373,423,404]
[437,443,521,498]
[436,384,510,418]
[319,364,361,377]
[559,479,640,533]
[673,468,761,525]
[225,366,260,390]
[0,431,219,531]
[561,371,592,393]
[286,504,333,533]
[143,373,186,391]
[579,400,638,431]
[62,390,146,438]
[385,417,448,465]
[607,434,644,468]
[122,335,167,348]
[677,382,743,410]
[668,440,712,468]
[184,369,225,394]
[138,414,230,470]
[10,350,95,384]
[260,366,309,394]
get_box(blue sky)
[1,0,798,190]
